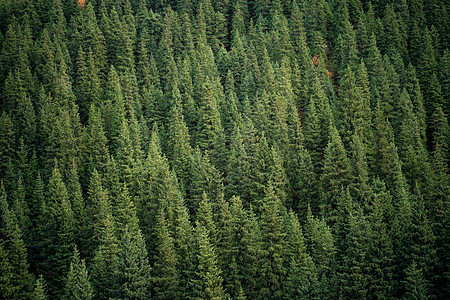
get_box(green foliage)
[64,247,94,300]
[37,162,75,298]
[402,262,430,300]
[0,2,448,299]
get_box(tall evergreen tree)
[64,247,94,300]
[256,182,286,299]
[192,222,228,300]
[320,125,353,223]
[37,162,75,298]
[152,208,180,300]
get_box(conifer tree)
[172,196,196,299]
[220,195,258,297]
[152,208,180,300]
[192,223,228,300]
[117,226,152,299]
[402,262,430,300]
[284,254,320,299]
[366,182,394,299]
[197,77,222,152]
[64,247,94,300]
[304,76,332,173]
[33,275,48,300]
[89,182,120,300]
[66,159,88,255]
[403,192,437,296]
[83,104,110,181]
[320,125,353,222]
[0,182,34,299]
[405,63,427,144]
[37,162,75,298]
[256,182,286,299]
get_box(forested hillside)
[0,0,448,299]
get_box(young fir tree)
[152,208,180,300]
[64,247,94,300]
[402,261,430,300]
[192,222,228,300]
[0,182,34,299]
[256,182,286,299]
[33,275,48,300]
[37,161,75,298]
[117,225,152,299]
[320,125,353,224]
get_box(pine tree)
[64,247,94,300]
[192,223,228,300]
[37,162,75,298]
[320,125,353,223]
[0,182,34,299]
[256,182,286,299]
[33,275,48,300]
[117,226,152,299]
[402,262,430,300]
[152,209,180,300]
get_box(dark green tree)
[256,182,286,299]
[402,262,430,300]
[0,182,34,299]
[37,162,75,298]
[33,275,48,300]
[152,209,180,300]
[320,125,353,223]
[117,225,152,299]
[64,247,94,300]
[192,222,228,300]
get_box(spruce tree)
[402,262,430,300]
[0,182,34,299]
[303,206,338,299]
[37,162,75,298]
[192,223,228,300]
[89,186,120,300]
[320,125,353,223]
[64,247,94,300]
[256,182,286,299]
[33,275,48,300]
[152,208,180,300]
[117,226,152,299]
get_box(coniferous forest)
[0,0,449,299]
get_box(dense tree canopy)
[0,0,448,299]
